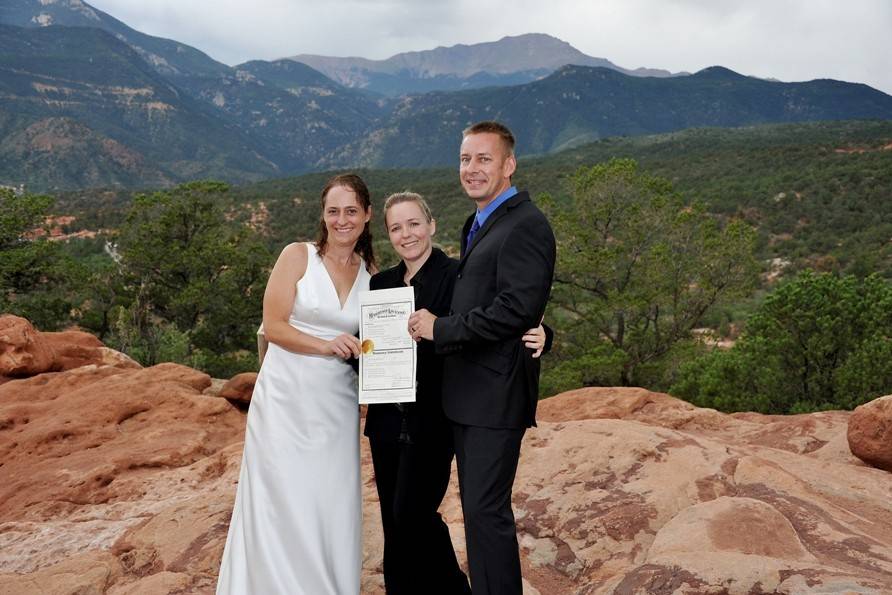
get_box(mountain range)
[0,0,230,78]
[2,0,892,191]
[322,64,892,169]
[286,33,678,97]
[0,24,277,188]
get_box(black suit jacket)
[433,191,556,429]
[364,248,458,443]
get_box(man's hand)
[408,309,437,341]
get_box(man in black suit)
[409,121,556,595]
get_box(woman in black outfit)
[364,192,550,595]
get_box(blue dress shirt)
[475,185,518,229]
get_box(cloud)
[87,0,892,93]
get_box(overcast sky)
[87,0,892,95]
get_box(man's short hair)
[463,121,515,156]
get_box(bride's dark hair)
[315,173,375,271]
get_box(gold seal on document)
[361,339,374,354]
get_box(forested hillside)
[56,120,892,276]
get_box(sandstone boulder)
[43,328,141,372]
[634,496,818,592]
[0,314,55,376]
[218,372,257,404]
[0,315,140,378]
[848,394,892,471]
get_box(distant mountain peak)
[443,32,580,52]
[287,33,676,96]
[415,32,576,60]
[695,66,746,79]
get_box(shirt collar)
[475,185,517,228]
[399,247,447,288]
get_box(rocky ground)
[1,314,891,594]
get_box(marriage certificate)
[358,286,416,404]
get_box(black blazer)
[433,191,556,429]
[364,248,458,443]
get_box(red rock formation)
[2,329,891,594]
[848,394,892,471]
[516,389,892,593]
[0,314,55,376]
[0,352,245,593]
[0,314,139,378]
[217,372,257,404]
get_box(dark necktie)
[466,217,481,249]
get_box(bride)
[217,174,374,594]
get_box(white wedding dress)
[217,243,370,595]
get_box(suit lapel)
[459,192,529,266]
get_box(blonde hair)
[383,192,433,227]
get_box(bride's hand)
[523,325,546,359]
[326,334,361,359]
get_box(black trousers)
[369,437,471,595]
[452,424,526,595]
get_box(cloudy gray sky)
[88,0,892,94]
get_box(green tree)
[71,251,129,340]
[543,159,759,388]
[114,181,271,374]
[673,271,892,413]
[0,189,75,329]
